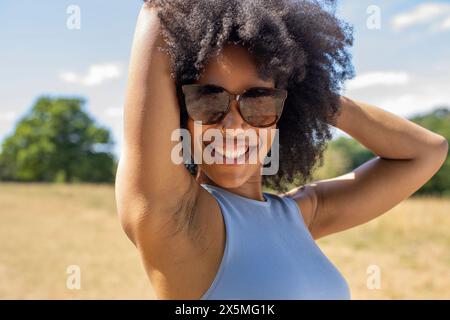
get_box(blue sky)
[1,0,450,158]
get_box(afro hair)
[143,0,354,192]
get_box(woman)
[115,0,448,299]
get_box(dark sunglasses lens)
[240,89,285,127]
[184,86,229,124]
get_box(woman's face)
[187,43,277,188]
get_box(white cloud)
[392,3,450,31]
[105,107,123,118]
[440,16,450,30]
[346,71,410,90]
[0,111,16,122]
[377,92,450,118]
[347,77,450,118]
[59,63,122,86]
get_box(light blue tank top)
[200,183,350,300]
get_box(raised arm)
[115,5,229,300]
[115,4,196,245]
[286,97,448,240]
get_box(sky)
[1,0,450,159]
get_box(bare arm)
[287,97,448,239]
[115,4,195,246]
[115,4,227,299]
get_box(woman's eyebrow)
[243,87,275,96]
[200,84,225,93]
[206,84,225,89]
[201,84,274,94]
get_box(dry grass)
[318,196,450,299]
[0,183,449,299]
[0,183,153,299]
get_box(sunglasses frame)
[181,84,288,128]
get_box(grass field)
[1,183,449,299]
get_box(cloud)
[346,77,450,118]
[346,71,410,90]
[0,111,16,122]
[105,107,123,118]
[59,63,122,86]
[392,3,450,31]
[377,91,450,118]
[440,16,450,30]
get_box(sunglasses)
[181,84,288,128]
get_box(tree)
[312,136,374,181]
[409,107,450,196]
[0,97,116,183]
[331,136,374,170]
[312,139,353,181]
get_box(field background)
[1,183,449,299]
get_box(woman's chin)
[200,163,261,189]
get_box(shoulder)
[279,184,319,234]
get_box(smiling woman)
[114,0,448,300]
[150,0,355,190]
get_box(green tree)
[313,140,353,181]
[313,136,374,181]
[331,136,375,170]
[409,107,450,196]
[0,97,116,183]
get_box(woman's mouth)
[204,143,253,165]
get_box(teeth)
[214,145,248,159]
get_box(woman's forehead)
[197,44,275,91]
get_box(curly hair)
[143,0,354,192]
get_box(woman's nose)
[220,99,246,130]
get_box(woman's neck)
[196,168,266,202]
